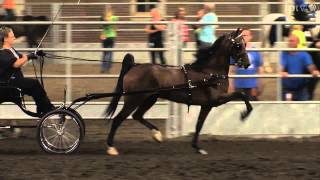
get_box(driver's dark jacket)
[0,48,23,82]
[0,47,54,115]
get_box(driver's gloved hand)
[27,52,37,60]
[35,50,46,57]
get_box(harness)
[180,64,228,111]
[181,65,193,108]
[69,66,228,109]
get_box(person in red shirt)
[2,0,16,21]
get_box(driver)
[0,26,54,116]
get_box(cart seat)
[0,82,40,117]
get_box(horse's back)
[0,15,49,47]
[123,64,184,92]
[22,15,49,35]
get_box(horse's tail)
[105,53,135,118]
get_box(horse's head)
[192,28,250,70]
[21,15,50,47]
[228,28,250,69]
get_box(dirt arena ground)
[1,119,320,180]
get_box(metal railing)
[0,21,319,127]
[1,2,318,138]
[2,20,319,101]
[1,11,319,138]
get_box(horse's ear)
[235,28,240,34]
[235,28,243,35]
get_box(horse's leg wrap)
[152,129,163,143]
[106,147,119,156]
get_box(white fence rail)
[1,21,320,25]
[170,102,320,138]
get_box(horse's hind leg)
[132,95,163,142]
[106,101,139,156]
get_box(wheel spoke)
[45,133,58,142]
[61,136,68,149]
[47,134,60,148]
[39,110,82,154]
[63,130,78,143]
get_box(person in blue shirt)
[280,34,319,101]
[306,37,320,100]
[198,3,218,49]
[229,29,264,101]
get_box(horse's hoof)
[152,129,163,143]
[240,111,251,121]
[240,112,248,121]
[106,147,119,156]
[197,149,208,155]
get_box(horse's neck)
[206,53,230,75]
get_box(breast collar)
[180,64,228,110]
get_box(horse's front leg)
[216,91,253,121]
[192,106,212,155]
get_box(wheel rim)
[40,112,80,153]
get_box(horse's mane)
[190,34,226,69]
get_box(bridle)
[229,34,247,67]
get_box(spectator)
[280,34,319,101]
[100,5,118,73]
[171,7,189,48]
[229,29,264,101]
[198,3,218,49]
[193,8,204,49]
[145,8,166,64]
[291,25,307,48]
[306,37,320,100]
[2,0,16,21]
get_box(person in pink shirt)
[171,7,189,47]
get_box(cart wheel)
[37,109,84,154]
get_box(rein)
[69,67,228,109]
[32,1,80,88]
[45,53,102,62]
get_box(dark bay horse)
[105,29,252,155]
[0,15,49,47]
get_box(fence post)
[276,24,283,101]
[51,3,61,48]
[25,2,32,15]
[176,21,184,137]
[158,0,166,17]
[283,0,291,17]
[166,22,181,138]
[66,24,72,102]
[259,3,268,43]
